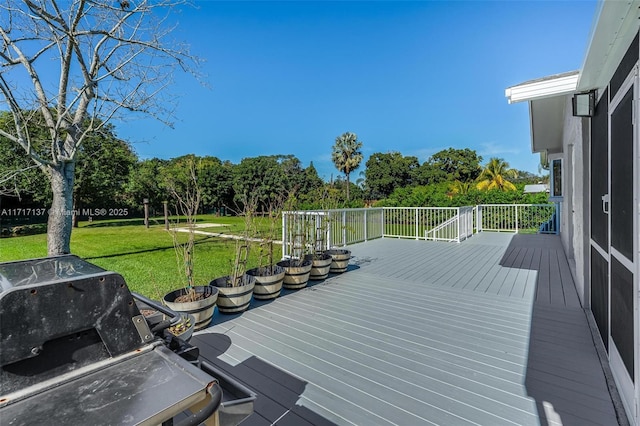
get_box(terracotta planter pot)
[277,259,312,290]
[325,249,351,273]
[246,265,285,300]
[305,253,333,280]
[162,285,218,331]
[210,274,256,314]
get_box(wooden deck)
[192,232,619,425]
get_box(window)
[550,158,562,198]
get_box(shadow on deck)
[193,233,620,425]
[192,333,337,425]
[500,235,619,426]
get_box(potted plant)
[211,194,256,313]
[161,156,218,330]
[304,211,332,280]
[324,247,352,273]
[277,199,312,289]
[317,188,352,275]
[166,313,196,342]
[133,293,197,342]
[246,202,285,299]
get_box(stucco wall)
[559,95,587,306]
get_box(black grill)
[0,255,254,425]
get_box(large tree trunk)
[47,162,76,255]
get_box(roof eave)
[505,72,579,104]
[578,1,640,91]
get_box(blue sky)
[121,1,597,181]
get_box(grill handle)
[174,380,223,426]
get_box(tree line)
[1,121,547,226]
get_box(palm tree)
[450,179,472,195]
[476,157,518,192]
[331,132,363,201]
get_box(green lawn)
[0,216,282,301]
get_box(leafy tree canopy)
[0,111,50,203]
[197,156,234,212]
[377,181,549,208]
[512,169,543,184]
[365,152,419,199]
[124,158,169,212]
[233,155,307,211]
[0,112,137,214]
[74,124,137,211]
[414,148,482,185]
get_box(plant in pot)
[246,200,285,300]
[323,210,352,273]
[277,194,312,289]
[324,247,352,273]
[304,211,332,280]
[319,187,352,274]
[210,194,256,313]
[161,156,218,331]
[135,292,196,342]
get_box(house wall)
[580,115,591,309]
[558,96,588,306]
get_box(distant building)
[522,184,549,194]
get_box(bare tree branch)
[0,0,202,255]
[0,164,39,197]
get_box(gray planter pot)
[325,249,352,273]
[305,253,333,280]
[162,285,218,331]
[277,259,312,290]
[246,265,285,300]
[210,274,256,314]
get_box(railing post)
[382,208,385,238]
[364,209,368,241]
[456,207,461,243]
[476,205,482,233]
[415,208,419,240]
[282,213,287,258]
[342,210,347,246]
[515,205,519,233]
[327,211,333,249]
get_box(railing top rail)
[283,210,329,215]
[285,204,553,214]
[382,206,459,211]
[478,204,555,207]
[284,208,381,213]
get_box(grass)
[0,216,283,301]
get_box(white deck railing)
[282,204,557,254]
[281,208,384,258]
[476,204,557,234]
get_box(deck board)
[193,233,619,425]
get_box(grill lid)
[0,255,148,395]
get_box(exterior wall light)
[572,90,596,117]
